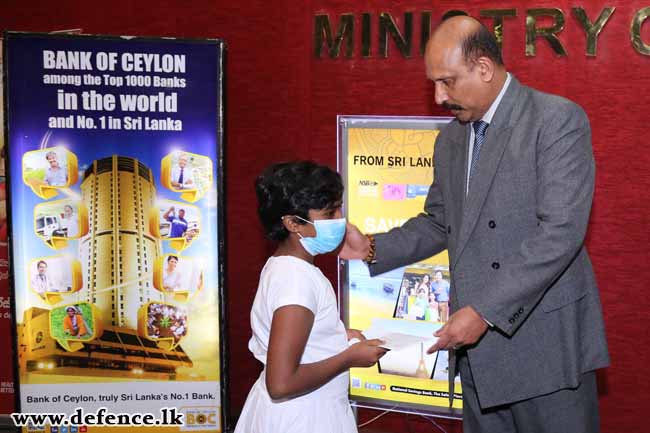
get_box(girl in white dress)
[234,161,387,433]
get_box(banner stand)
[338,115,461,420]
[4,31,228,432]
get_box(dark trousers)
[458,355,600,433]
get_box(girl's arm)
[265,304,385,400]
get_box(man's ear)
[477,56,495,82]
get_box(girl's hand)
[345,339,388,368]
[346,328,366,341]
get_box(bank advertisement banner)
[338,116,461,415]
[4,32,225,431]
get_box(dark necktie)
[178,167,184,185]
[469,120,489,190]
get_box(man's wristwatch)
[362,234,377,265]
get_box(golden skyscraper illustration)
[18,155,192,378]
[79,155,163,328]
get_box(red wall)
[1,1,648,432]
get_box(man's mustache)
[442,102,464,111]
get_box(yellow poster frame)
[337,115,461,420]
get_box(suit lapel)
[452,77,523,267]
[446,125,468,250]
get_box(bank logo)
[364,382,385,391]
[406,184,429,198]
[382,184,406,200]
[351,377,361,388]
[180,406,220,431]
[358,180,379,198]
[26,422,45,433]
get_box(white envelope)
[374,332,436,351]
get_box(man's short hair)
[461,24,504,66]
[46,151,58,160]
[168,255,179,263]
[441,10,468,21]
[37,260,47,268]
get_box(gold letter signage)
[525,8,567,56]
[572,7,616,56]
[314,6,650,59]
[631,7,650,55]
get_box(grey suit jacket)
[370,76,609,408]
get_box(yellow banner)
[343,119,461,411]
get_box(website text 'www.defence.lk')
[11,407,183,427]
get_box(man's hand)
[427,306,488,353]
[339,223,370,260]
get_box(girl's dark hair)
[255,161,343,241]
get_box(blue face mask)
[293,215,347,256]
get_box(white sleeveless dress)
[234,256,357,433]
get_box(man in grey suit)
[341,16,609,433]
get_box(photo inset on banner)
[153,254,204,302]
[52,304,93,339]
[22,146,79,199]
[149,199,201,250]
[34,200,88,248]
[379,340,455,382]
[394,266,450,323]
[139,302,188,350]
[364,318,455,382]
[48,302,102,352]
[28,255,81,304]
[160,150,213,202]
